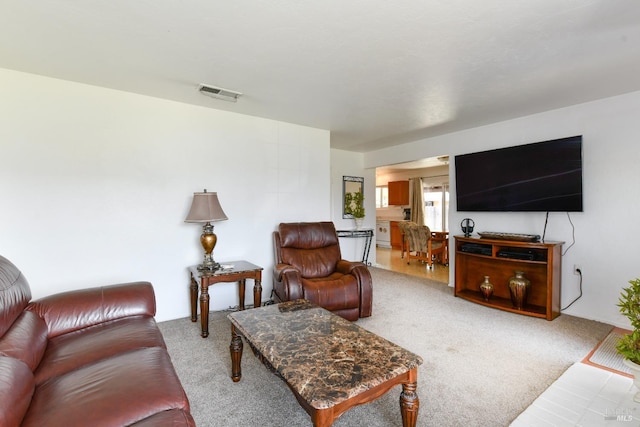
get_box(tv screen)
[455,136,583,212]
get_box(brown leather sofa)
[0,255,195,427]
[272,222,373,321]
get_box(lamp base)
[198,260,221,272]
[198,222,220,271]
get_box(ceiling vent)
[198,84,242,102]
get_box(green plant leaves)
[616,278,640,363]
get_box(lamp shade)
[185,191,228,223]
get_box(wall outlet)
[573,264,582,275]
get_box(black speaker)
[461,218,475,237]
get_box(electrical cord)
[544,212,575,254]
[561,212,576,256]
[559,212,580,310]
[562,268,583,310]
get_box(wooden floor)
[375,246,450,284]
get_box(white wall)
[365,90,640,328]
[0,68,330,322]
[330,149,376,265]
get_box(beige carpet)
[159,267,613,427]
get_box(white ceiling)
[1,1,640,153]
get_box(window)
[375,186,388,208]
[423,181,449,232]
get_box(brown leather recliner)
[272,222,373,321]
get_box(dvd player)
[460,243,492,256]
[496,250,535,260]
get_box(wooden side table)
[336,228,374,265]
[188,261,263,338]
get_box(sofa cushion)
[302,273,360,311]
[0,255,32,338]
[0,356,35,426]
[23,347,191,427]
[35,315,166,385]
[0,310,48,371]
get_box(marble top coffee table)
[228,299,423,427]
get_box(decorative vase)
[354,217,364,230]
[624,359,640,402]
[508,271,530,310]
[479,276,493,302]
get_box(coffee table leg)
[311,409,333,427]
[400,378,419,427]
[230,325,243,382]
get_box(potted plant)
[616,277,640,401]
[344,189,365,228]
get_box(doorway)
[374,155,450,283]
[423,181,449,233]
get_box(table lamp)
[185,190,228,271]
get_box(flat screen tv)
[455,135,583,212]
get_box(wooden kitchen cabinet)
[388,181,409,205]
[390,221,403,248]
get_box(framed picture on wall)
[343,176,364,219]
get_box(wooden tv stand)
[454,235,564,320]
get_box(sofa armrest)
[336,259,366,274]
[335,260,372,318]
[273,263,298,281]
[352,265,373,318]
[26,282,156,338]
[0,357,34,427]
[272,264,304,301]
